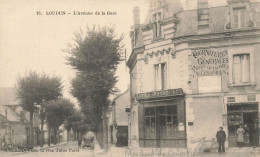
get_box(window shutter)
[138,104,144,147]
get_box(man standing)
[216,126,226,153]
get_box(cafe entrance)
[227,103,259,147]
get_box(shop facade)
[136,89,186,148]
[127,0,260,150]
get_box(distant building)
[0,87,40,148]
[108,89,130,147]
[127,0,260,149]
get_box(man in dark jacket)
[216,126,226,153]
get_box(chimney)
[197,0,209,34]
[133,6,140,28]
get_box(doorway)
[227,103,259,147]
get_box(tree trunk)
[40,119,44,147]
[103,117,108,152]
[29,111,34,148]
[48,127,51,146]
[67,129,70,142]
[54,128,57,145]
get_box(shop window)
[166,106,178,134]
[233,54,250,84]
[145,108,156,136]
[154,63,167,91]
[153,13,161,39]
[233,7,247,28]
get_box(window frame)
[232,7,247,29]
[154,62,167,91]
[152,12,162,39]
[232,54,250,84]
[228,2,250,29]
[228,47,255,87]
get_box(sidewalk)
[94,144,127,157]
[92,146,260,157]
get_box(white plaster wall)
[129,103,139,148]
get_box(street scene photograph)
[0,0,260,157]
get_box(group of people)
[236,123,258,147]
[216,123,259,154]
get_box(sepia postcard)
[1,0,260,157]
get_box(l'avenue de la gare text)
[44,11,117,15]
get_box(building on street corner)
[127,0,260,150]
[108,88,130,147]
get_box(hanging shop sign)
[191,49,229,76]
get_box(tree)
[45,98,74,145]
[66,26,124,135]
[64,109,83,141]
[16,71,63,147]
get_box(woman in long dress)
[237,125,245,147]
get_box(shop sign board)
[135,88,184,100]
[227,97,236,102]
[191,49,229,76]
[198,75,221,93]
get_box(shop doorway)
[227,103,259,147]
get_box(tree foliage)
[45,98,74,129]
[16,71,63,112]
[64,109,83,131]
[66,26,123,130]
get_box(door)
[243,112,259,147]
[228,112,243,147]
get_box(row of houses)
[0,87,75,150]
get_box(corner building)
[127,0,260,149]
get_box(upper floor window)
[233,7,247,28]
[228,47,255,86]
[233,54,250,84]
[153,12,162,39]
[154,63,166,91]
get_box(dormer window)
[153,12,162,39]
[227,0,253,29]
[233,7,247,28]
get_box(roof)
[0,87,30,123]
[175,2,260,37]
[1,105,22,122]
[113,89,130,126]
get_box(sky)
[1,0,258,104]
[0,0,150,103]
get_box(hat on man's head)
[219,126,223,129]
